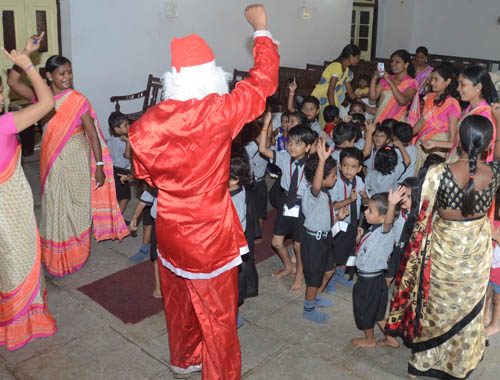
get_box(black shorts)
[272,198,304,242]
[113,167,131,201]
[332,224,356,265]
[143,205,154,226]
[252,179,268,219]
[150,220,157,261]
[352,273,388,330]
[301,231,335,287]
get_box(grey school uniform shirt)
[230,187,247,231]
[365,160,406,197]
[302,186,332,232]
[329,175,365,225]
[355,225,395,272]
[245,141,268,181]
[107,136,130,170]
[272,151,308,199]
[396,145,417,181]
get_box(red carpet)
[78,261,162,324]
[78,209,279,324]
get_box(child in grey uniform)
[301,139,348,323]
[259,112,316,292]
[351,189,404,348]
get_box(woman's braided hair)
[459,115,493,216]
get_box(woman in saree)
[422,65,498,163]
[7,34,129,278]
[412,63,461,172]
[311,44,360,125]
[386,114,500,379]
[0,41,57,350]
[370,49,420,126]
[413,46,434,98]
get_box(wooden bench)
[109,74,162,121]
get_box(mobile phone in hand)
[377,62,385,77]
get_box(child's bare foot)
[153,288,162,298]
[289,279,303,293]
[485,324,500,336]
[408,374,417,379]
[272,267,294,278]
[377,336,400,348]
[351,337,376,348]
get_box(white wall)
[59,0,353,136]
[410,0,500,60]
[376,0,415,58]
[377,0,500,62]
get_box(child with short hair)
[301,139,348,323]
[363,121,393,174]
[392,121,417,181]
[327,147,368,292]
[323,105,340,138]
[365,144,409,197]
[349,100,366,115]
[229,152,259,328]
[245,122,269,235]
[107,112,132,213]
[354,75,370,98]
[351,188,404,348]
[273,112,290,152]
[350,113,366,151]
[331,122,357,163]
[259,113,316,292]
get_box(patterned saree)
[374,75,420,126]
[386,163,491,379]
[39,89,129,277]
[0,146,57,350]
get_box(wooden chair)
[109,74,162,121]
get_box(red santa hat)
[171,34,215,73]
[163,34,230,101]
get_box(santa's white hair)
[161,61,232,101]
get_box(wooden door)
[1,0,59,106]
[351,5,375,61]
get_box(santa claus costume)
[129,5,279,379]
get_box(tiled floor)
[1,153,498,379]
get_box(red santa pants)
[160,264,241,380]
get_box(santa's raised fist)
[245,4,267,31]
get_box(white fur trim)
[170,364,202,374]
[158,247,248,279]
[253,30,279,45]
[162,61,230,101]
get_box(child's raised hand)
[287,77,297,93]
[244,4,267,31]
[23,32,45,55]
[317,138,332,161]
[365,119,376,135]
[343,114,352,123]
[262,110,272,129]
[388,186,406,206]
[360,190,368,199]
[1,48,32,70]
[337,206,349,220]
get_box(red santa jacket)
[129,35,279,278]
